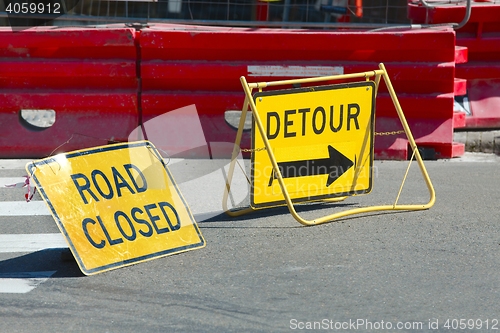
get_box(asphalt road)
[1,153,499,333]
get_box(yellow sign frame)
[27,141,205,275]
[223,63,436,226]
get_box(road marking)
[0,160,31,170]
[0,177,28,187]
[0,201,49,216]
[0,233,67,253]
[0,271,56,293]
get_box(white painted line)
[0,201,49,216]
[0,177,28,187]
[0,271,56,293]
[447,152,500,163]
[0,160,31,170]
[0,233,67,253]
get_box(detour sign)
[26,141,205,275]
[251,81,375,208]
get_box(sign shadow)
[0,248,84,279]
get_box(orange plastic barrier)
[0,24,465,160]
[139,24,464,159]
[409,1,500,129]
[0,26,138,158]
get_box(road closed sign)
[26,141,205,275]
[251,81,375,208]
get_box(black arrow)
[268,145,354,187]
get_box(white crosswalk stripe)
[0,200,50,216]
[0,271,57,293]
[0,177,28,187]
[0,233,67,253]
[0,159,31,170]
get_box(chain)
[375,130,405,136]
[241,147,267,153]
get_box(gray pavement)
[0,153,500,332]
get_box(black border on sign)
[26,141,205,275]
[250,81,376,209]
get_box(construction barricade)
[0,23,464,160]
[408,0,500,129]
[0,25,138,158]
[139,24,464,160]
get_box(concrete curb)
[454,130,500,155]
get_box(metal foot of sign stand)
[223,63,435,226]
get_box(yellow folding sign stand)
[223,63,435,226]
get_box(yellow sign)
[251,81,375,208]
[26,141,205,275]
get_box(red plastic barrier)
[409,1,500,129]
[0,24,465,160]
[139,24,464,159]
[0,26,138,158]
